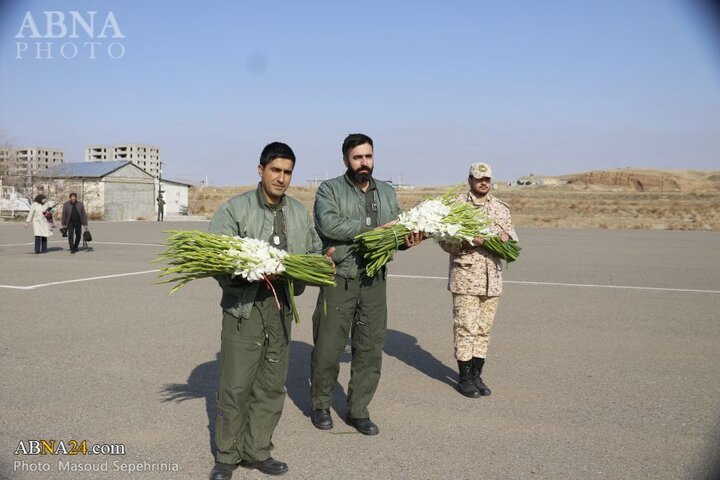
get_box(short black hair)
[69,192,77,198]
[33,194,46,203]
[342,133,373,157]
[259,142,296,167]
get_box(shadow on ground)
[160,352,220,457]
[24,246,65,254]
[384,329,456,388]
[160,330,454,456]
[158,343,349,457]
[285,341,349,420]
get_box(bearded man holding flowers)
[309,133,423,436]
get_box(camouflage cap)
[469,162,492,179]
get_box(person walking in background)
[439,162,517,398]
[157,193,165,221]
[25,194,52,254]
[61,193,88,254]
[309,133,423,435]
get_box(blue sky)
[0,0,718,186]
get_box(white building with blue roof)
[34,161,156,221]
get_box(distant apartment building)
[0,147,64,176]
[86,144,161,178]
[0,148,11,175]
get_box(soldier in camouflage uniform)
[439,162,517,398]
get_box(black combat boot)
[240,457,288,476]
[472,357,491,396]
[457,360,481,398]
[311,408,333,430]
[209,462,237,480]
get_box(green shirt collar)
[255,182,286,210]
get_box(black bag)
[83,230,92,242]
[60,227,68,237]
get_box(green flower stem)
[155,230,336,321]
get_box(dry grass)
[496,189,720,231]
[189,170,720,231]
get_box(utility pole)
[158,161,164,197]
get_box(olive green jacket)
[209,184,322,320]
[314,173,400,279]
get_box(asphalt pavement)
[1,221,719,480]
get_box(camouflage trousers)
[452,294,499,361]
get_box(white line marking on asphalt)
[1,271,717,294]
[0,241,63,247]
[388,274,720,294]
[389,274,447,280]
[0,241,163,247]
[0,269,161,290]
[506,280,720,294]
[92,241,164,247]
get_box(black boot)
[311,408,333,430]
[346,415,379,435]
[457,360,481,398]
[240,457,288,476]
[472,357,491,396]
[209,462,236,480]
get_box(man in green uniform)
[208,142,326,480]
[309,133,423,435]
[157,193,165,221]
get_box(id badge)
[365,217,372,226]
[273,235,280,245]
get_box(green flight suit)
[310,174,401,419]
[210,184,321,464]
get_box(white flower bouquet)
[155,230,335,322]
[355,189,521,276]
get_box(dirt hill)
[560,168,720,193]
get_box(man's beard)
[347,166,373,184]
[470,185,489,198]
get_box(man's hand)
[324,247,336,272]
[381,220,398,228]
[470,237,485,247]
[404,231,424,248]
[499,232,509,242]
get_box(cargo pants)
[214,292,292,464]
[452,293,499,361]
[310,272,387,419]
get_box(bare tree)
[0,128,36,205]
[0,128,13,176]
